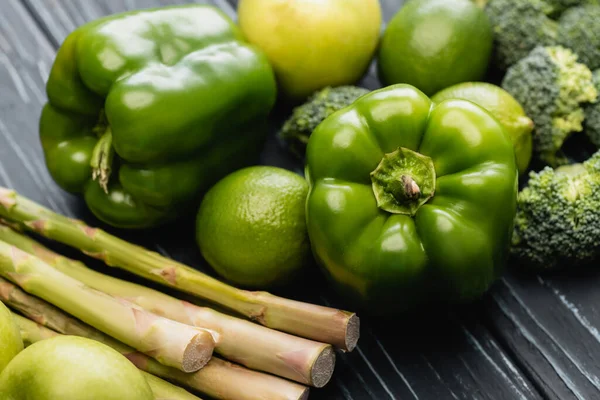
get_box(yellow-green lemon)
[237,0,382,101]
[196,166,310,289]
[431,82,534,174]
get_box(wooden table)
[1,1,598,399]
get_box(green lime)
[431,82,534,174]
[377,0,493,96]
[195,166,310,289]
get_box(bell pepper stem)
[0,241,215,373]
[90,128,115,194]
[0,187,360,352]
[11,314,203,400]
[1,278,309,400]
[0,224,335,388]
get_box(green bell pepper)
[305,84,518,315]
[39,5,277,229]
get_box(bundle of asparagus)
[0,187,361,399]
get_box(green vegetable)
[543,0,599,15]
[0,277,310,400]
[40,4,276,229]
[501,46,598,166]
[0,187,359,352]
[0,301,22,374]
[0,239,215,373]
[431,81,534,175]
[278,86,370,159]
[0,225,334,388]
[558,5,600,70]
[0,335,154,400]
[511,150,600,270]
[305,84,518,315]
[12,315,202,400]
[483,0,558,70]
[585,70,600,146]
[378,0,493,96]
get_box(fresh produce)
[0,301,22,373]
[378,0,493,96]
[0,225,334,388]
[305,84,518,314]
[12,315,201,400]
[511,149,600,270]
[196,166,310,289]
[483,0,558,70]
[501,46,598,166]
[141,371,203,400]
[40,4,277,229]
[585,70,600,146]
[278,85,370,159]
[0,240,215,373]
[13,313,58,346]
[431,82,534,174]
[557,4,600,70]
[237,0,381,100]
[0,278,309,400]
[0,187,359,352]
[0,335,154,400]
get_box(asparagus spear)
[0,276,309,400]
[12,310,59,345]
[11,313,203,400]
[0,225,334,388]
[0,240,214,373]
[0,187,359,351]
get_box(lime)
[237,0,382,101]
[431,82,534,174]
[378,0,493,96]
[195,166,310,289]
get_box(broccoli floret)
[501,45,598,166]
[511,149,600,270]
[543,0,599,16]
[278,85,369,159]
[484,0,558,70]
[558,5,600,70]
[585,70,600,146]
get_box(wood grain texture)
[0,0,563,399]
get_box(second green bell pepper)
[305,84,518,315]
[39,5,277,229]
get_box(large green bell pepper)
[39,5,277,229]
[305,84,518,315]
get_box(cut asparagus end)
[345,313,360,352]
[182,331,214,372]
[310,345,336,388]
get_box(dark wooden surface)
[1,1,599,399]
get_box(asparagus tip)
[182,330,215,372]
[311,346,336,388]
[345,313,360,352]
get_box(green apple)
[0,301,22,374]
[0,335,153,400]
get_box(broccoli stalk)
[511,149,600,270]
[558,4,600,70]
[278,86,369,159]
[585,70,600,147]
[501,46,598,166]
